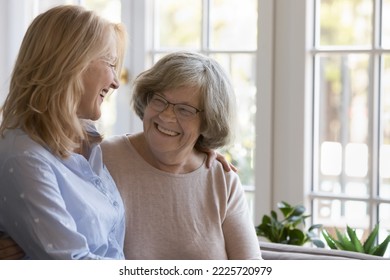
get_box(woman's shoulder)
[101,134,128,149]
[208,159,239,178]
[0,129,53,160]
[101,133,144,154]
[100,134,138,163]
[203,160,242,194]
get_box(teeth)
[157,125,179,136]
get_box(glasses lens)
[175,105,197,119]
[148,94,200,120]
[149,95,167,111]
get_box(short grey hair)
[132,51,236,150]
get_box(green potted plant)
[256,201,324,247]
[322,224,390,256]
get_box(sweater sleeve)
[222,172,262,260]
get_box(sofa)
[259,241,388,260]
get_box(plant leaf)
[335,228,355,251]
[288,229,305,245]
[312,239,325,248]
[372,235,390,256]
[277,201,291,208]
[363,224,379,253]
[270,210,278,220]
[258,201,325,247]
[278,201,293,218]
[308,224,322,231]
[322,230,338,249]
[291,205,306,217]
[346,226,364,253]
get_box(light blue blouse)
[0,127,125,259]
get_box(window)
[311,0,390,254]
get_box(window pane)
[320,141,342,176]
[154,0,201,49]
[317,54,370,143]
[315,54,370,194]
[381,0,390,48]
[84,0,121,22]
[313,198,369,232]
[212,53,256,186]
[317,0,373,47]
[209,0,257,50]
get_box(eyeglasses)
[147,93,203,120]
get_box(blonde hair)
[0,5,127,158]
[132,51,236,150]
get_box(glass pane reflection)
[209,0,257,50]
[154,0,201,49]
[315,54,370,195]
[317,0,372,47]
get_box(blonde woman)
[0,5,127,259]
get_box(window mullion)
[201,0,210,53]
[371,53,381,228]
[371,0,383,228]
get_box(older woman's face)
[143,86,203,158]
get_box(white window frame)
[309,0,390,238]
[254,0,313,223]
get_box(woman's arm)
[222,174,262,260]
[0,154,115,260]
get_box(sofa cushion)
[259,241,387,260]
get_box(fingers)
[229,163,238,173]
[200,148,238,172]
[205,150,217,168]
[215,152,232,172]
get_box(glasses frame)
[147,93,204,120]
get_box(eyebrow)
[102,55,118,63]
[154,93,202,111]
[156,93,200,106]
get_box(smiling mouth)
[156,124,179,136]
[100,89,109,99]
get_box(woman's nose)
[111,71,120,89]
[158,104,177,121]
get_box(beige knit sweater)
[101,135,261,260]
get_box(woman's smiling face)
[143,86,203,159]
[78,34,119,121]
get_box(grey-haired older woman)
[101,51,262,259]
